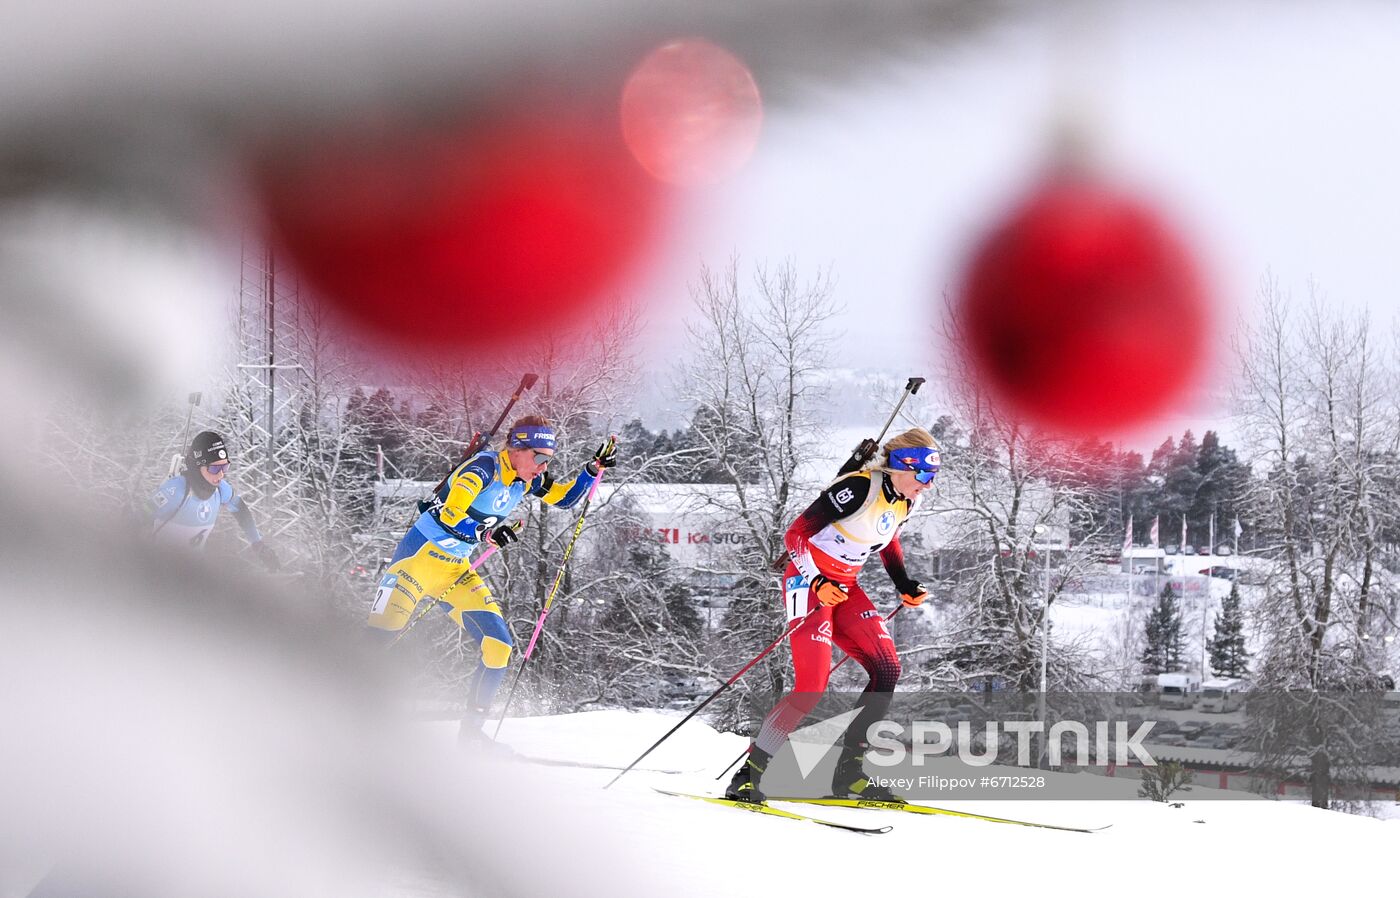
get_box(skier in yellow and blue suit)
[369,415,617,742]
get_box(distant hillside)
[629,366,943,432]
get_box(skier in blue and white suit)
[148,430,280,571]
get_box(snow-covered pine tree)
[1140,584,1183,675]
[1207,581,1249,678]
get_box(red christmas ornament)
[620,38,763,187]
[956,173,1209,436]
[253,103,662,352]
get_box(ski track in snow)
[419,709,1397,898]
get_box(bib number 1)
[783,574,811,622]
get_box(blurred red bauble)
[955,174,1209,436]
[253,105,662,351]
[620,38,762,187]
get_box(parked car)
[1196,546,1212,556]
[1184,546,1197,555]
[1165,544,1179,555]
[1177,720,1211,739]
[1193,736,1231,750]
[1217,546,1233,556]
[1203,566,1239,581]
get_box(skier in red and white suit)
[725,427,941,803]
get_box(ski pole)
[416,372,539,519]
[385,530,515,649]
[713,604,906,781]
[492,439,614,738]
[604,609,815,790]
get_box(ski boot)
[724,746,772,804]
[830,743,906,803]
[458,709,516,757]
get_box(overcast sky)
[9,1,1393,460]
[631,0,1400,453]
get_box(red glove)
[811,575,849,607]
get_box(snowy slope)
[459,710,1396,898]
[6,551,1393,898]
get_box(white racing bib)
[807,471,912,573]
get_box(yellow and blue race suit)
[368,447,596,713]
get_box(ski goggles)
[205,462,231,475]
[507,425,557,451]
[529,451,554,466]
[888,447,941,483]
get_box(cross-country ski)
[653,789,893,835]
[766,797,1111,834]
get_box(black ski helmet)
[187,431,230,470]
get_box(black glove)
[586,435,618,476]
[252,540,282,573]
[487,522,521,548]
[898,580,928,608]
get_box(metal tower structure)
[223,239,306,542]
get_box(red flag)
[1150,516,1159,548]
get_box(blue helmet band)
[889,446,941,483]
[507,426,557,451]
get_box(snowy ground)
[8,526,1392,898]
[407,709,1397,898]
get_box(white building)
[1122,547,1167,574]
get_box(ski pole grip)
[906,376,925,394]
[585,445,611,501]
